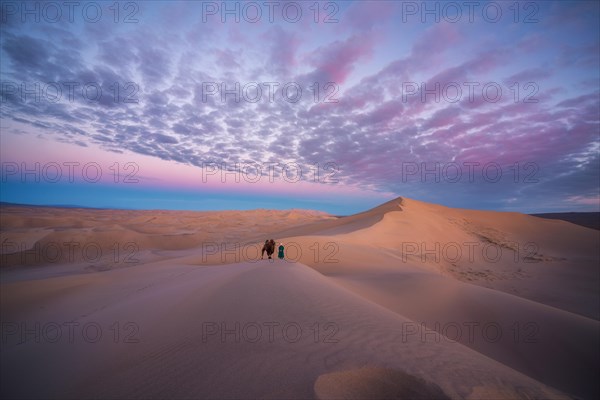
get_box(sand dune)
[0,206,334,268]
[1,197,598,399]
[0,261,569,400]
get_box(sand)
[1,197,598,399]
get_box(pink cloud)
[411,23,461,68]
[566,195,600,206]
[263,26,300,75]
[516,34,546,52]
[305,33,374,84]
[557,92,599,108]
[358,99,404,127]
[422,106,461,130]
[339,87,384,112]
[505,68,552,83]
[425,49,507,90]
[212,49,241,69]
[445,100,598,167]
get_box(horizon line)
[2,200,599,217]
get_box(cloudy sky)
[1,0,598,214]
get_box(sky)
[0,0,598,215]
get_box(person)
[278,243,284,260]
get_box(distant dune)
[1,197,598,399]
[531,212,600,230]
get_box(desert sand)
[1,197,598,399]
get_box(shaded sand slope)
[1,261,567,400]
[330,271,599,400]
[272,197,598,316]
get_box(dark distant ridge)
[531,212,600,230]
[0,202,111,210]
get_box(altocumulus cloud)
[0,0,598,212]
